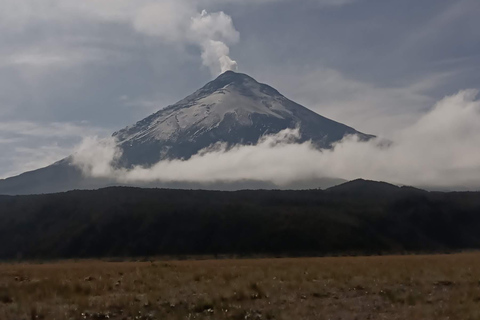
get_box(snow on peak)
[115,71,292,143]
[111,71,373,167]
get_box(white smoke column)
[200,40,238,74]
[190,10,240,75]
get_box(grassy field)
[1,253,480,320]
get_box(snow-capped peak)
[112,71,373,167]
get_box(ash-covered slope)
[114,71,373,167]
[0,71,373,195]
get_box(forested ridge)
[1,180,480,259]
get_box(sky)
[1,0,480,183]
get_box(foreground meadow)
[1,253,480,320]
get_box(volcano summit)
[114,71,373,167]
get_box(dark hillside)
[326,179,427,199]
[1,182,480,259]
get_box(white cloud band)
[72,90,480,190]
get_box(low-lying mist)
[72,90,480,190]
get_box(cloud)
[133,6,240,75]
[1,49,121,69]
[132,1,194,42]
[204,0,357,5]
[256,66,449,136]
[1,145,69,177]
[0,0,358,75]
[71,136,121,178]
[190,10,240,43]
[0,121,108,138]
[0,121,109,179]
[402,0,480,53]
[72,90,480,190]
[0,0,240,76]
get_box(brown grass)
[1,253,480,319]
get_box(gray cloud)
[0,121,108,178]
[253,66,451,136]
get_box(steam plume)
[190,10,240,75]
[132,5,240,76]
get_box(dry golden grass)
[1,253,480,320]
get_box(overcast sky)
[1,0,479,179]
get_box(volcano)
[114,71,373,167]
[0,71,373,195]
